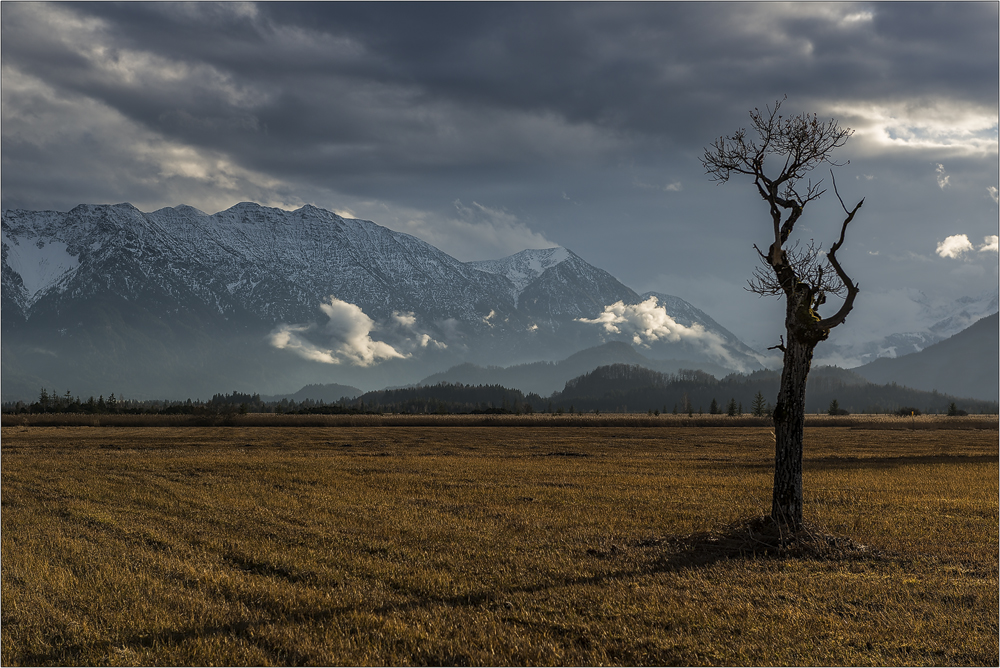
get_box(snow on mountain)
[515,250,642,323]
[0,204,752,359]
[1,229,80,308]
[925,292,999,337]
[468,247,571,305]
[2,201,767,399]
[2,202,520,328]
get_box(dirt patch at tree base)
[642,515,886,568]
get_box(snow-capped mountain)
[2,202,515,328]
[1,202,759,400]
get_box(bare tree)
[702,99,863,530]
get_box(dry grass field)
[2,419,997,665]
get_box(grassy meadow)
[2,419,997,665]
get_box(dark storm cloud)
[4,2,995,185]
[246,2,997,140]
[2,2,997,348]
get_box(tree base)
[647,515,881,564]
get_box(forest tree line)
[4,364,997,416]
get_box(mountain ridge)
[852,313,998,401]
[4,201,994,403]
[2,201,758,400]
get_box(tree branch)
[703,101,862,330]
[815,195,863,331]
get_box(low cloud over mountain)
[577,296,742,369]
[270,298,447,367]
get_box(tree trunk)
[771,323,818,530]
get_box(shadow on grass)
[641,515,886,571]
[15,517,887,666]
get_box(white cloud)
[935,164,950,189]
[827,100,999,157]
[935,234,998,259]
[392,311,417,328]
[633,177,682,192]
[414,333,447,349]
[577,296,710,344]
[576,296,740,367]
[390,311,447,349]
[988,186,999,204]
[936,234,974,259]
[270,297,407,366]
[841,10,874,23]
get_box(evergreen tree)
[710,398,720,414]
[752,391,767,417]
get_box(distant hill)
[263,383,362,403]
[418,341,735,396]
[547,364,998,415]
[343,383,541,415]
[330,363,997,416]
[852,313,998,401]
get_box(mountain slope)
[2,202,519,327]
[852,313,999,401]
[816,291,998,367]
[2,202,763,400]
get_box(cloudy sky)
[3,2,997,349]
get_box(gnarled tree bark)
[703,99,864,530]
